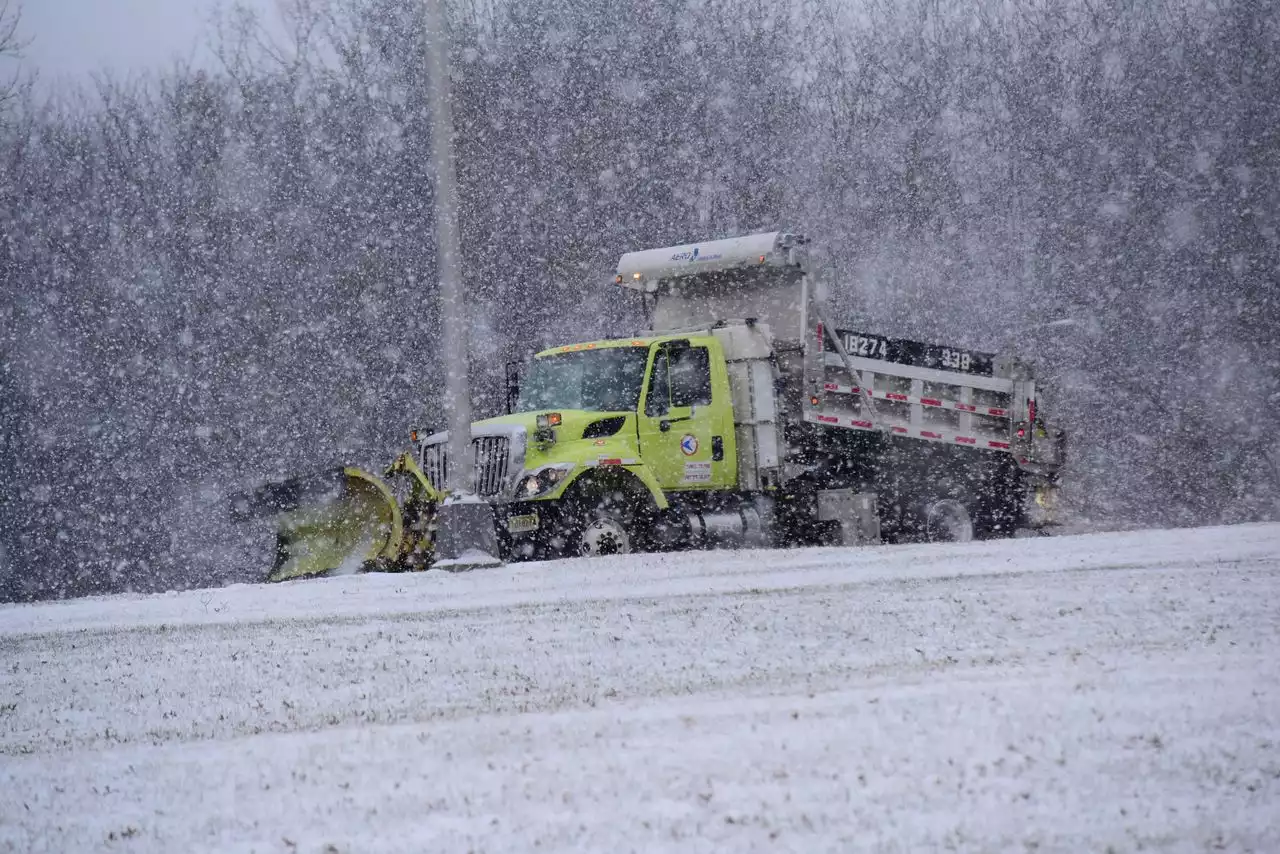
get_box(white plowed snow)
[2,524,1278,853]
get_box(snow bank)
[2,524,1278,852]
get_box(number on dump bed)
[940,348,971,372]
[843,334,889,359]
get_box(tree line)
[1,0,1276,600]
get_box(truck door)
[638,340,732,491]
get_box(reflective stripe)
[823,383,1010,419]
[803,412,1014,452]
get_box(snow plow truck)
[231,231,1066,581]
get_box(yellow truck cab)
[423,331,743,557]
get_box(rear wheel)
[924,499,974,543]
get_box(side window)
[669,346,711,407]
[645,348,670,417]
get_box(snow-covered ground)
[2,523,1278,853]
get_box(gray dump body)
[616,230,1066,497]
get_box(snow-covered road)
[3,524,1279,853]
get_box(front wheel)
[562,478,652,558]
[578,515,632,556]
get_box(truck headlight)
[518,464,573,498]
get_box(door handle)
[712,436,724,461]
[659,415,692,433]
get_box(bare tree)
[4,0,1279,602]
[0,0,29,117]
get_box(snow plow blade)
[230,466,405,582]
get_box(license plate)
[507,512,539,534]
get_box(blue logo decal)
[669,246,723,263]
[680,434,699,456]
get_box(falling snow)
[0,2,1277,595]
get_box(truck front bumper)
[494,499,574,560]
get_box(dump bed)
[616,230,1065,479]
[807,326,1064,477]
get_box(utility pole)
[424,0,470,493]
[423,0,500,569]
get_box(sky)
[15,0,277,85]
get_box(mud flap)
[817,488,881,546]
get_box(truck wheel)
[579,515,631,556]
[564,479,649,558]
[925,499,974,543]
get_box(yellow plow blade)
[230,466,404,582]
[270,467,404,582]
[230,453,443,582]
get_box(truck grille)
[472,436,511,496]
[422,436,511,497]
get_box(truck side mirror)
[504,360,524,414]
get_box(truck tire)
[924,499,974,543]
[562,475,653,558]
[579,513,632,556]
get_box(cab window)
[646,344,711,416]
[670,346,711,407]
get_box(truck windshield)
[517,348,649,413]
